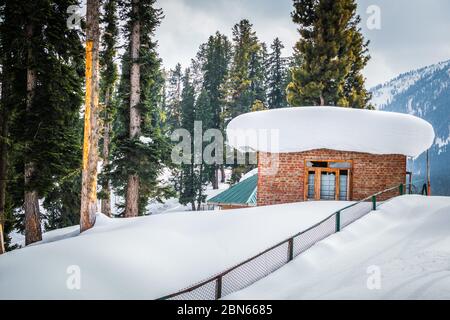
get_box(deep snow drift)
[0,201,350,299]
[226,195,450,300]
[226,107,435,157]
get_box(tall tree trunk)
[197,164,203,211]
[319,93,325,106]
[80,0,100,232]
[125,0,141,218]
[0,98,7,254]
[101,88,111,217]
[24,22,42,246]
[220,165,225,183]
[212,166,219,190]
[0,62,10,254]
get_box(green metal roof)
[208,174,258,206]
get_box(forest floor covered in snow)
[0,200,349,299]
[226,195,450,300]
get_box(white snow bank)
[226,195,450,300]
[0,201,351,299]
[226,107,435,157]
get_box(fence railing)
[159,182,427,300]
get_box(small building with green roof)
[207,174,257,210]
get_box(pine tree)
[110,0,172,217]
[249,41,267,110]
[165,63,183,129]
[226,19,264,120]
[287,0,372,108]
[178,69,198,210]
[99,0,119,217]
[225,20,265,183]
[0,0,84,244]
[267,38,289,109]
[196,32,231,188]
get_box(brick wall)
[257,149,406,206]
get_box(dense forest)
[0,0,371,253]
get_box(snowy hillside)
[0,201,351,299]
[371,60,450,195]
[227,195,450,300]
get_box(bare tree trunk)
[220,165,225,183]
[319,93,325,106]
[0,63,10,254]
[197,164,203,211]
[101,88,111,217]
[212,166,219,190]
[80,0,100,232]
[125,0,141,218]
[0,99,7,254]
[24,22,42,246]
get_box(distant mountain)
[370,60,450,196]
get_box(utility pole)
[426,149,431,196]
[80,0,100,232]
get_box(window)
[320,172,336,200]
[304,160,352,201]
[307,171,315,199]
[339,170,349,200]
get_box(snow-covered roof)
[226,107,435,157]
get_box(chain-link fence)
[160,182,426,300]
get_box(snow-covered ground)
[0,200,350,299]
[226,195,450,300]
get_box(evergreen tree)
[287,0,372,108]
[178,69,198,210]
[110,0,172,216]
[249,41,267,110]
[99,0,119,217]
[0,0,84,244]
[226,19,265,120]
[196,32,231,188]
[267,38,289,109]
[225,20,265,183]
[165,63,183,129]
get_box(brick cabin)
[226,107,434,208]
[257,149,406,206]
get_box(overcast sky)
[154,0,450,88]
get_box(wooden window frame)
[304,159,353,201]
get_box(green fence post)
[215,276,222,300]
[372,196,377,211]
[288,238,294,262]
[399,183,404,195]
[335,211,341,232]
